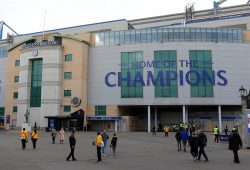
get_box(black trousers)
[52,137,55,144]
[32,139,37,149]
[198,146,208,160]
[67,147,76,160]
[21,139,26,149]
[214,134,219,143]
[190,147,198,158]
[233,149,240,163]
[97,146,102,161]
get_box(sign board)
[6,115,10,124]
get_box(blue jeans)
[102,142,107,155]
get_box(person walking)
[101,130,109,156]
[175,130,182,151]
[164,126,169,138]
[31,129,38,149]
[110,133,118,154]
[51,129,57,144]
[96,131,103,163]
[67,131,77,161]
[152,126,156,136]
[59,127,65,144]
[180,128,189,152]
[224,126,228,136]
[214,126,219,143]
[197,130,209,162]
[229,129,242,163]
[189,131,199,161]
[20,128,28,150]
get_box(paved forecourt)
[0,131,250,170]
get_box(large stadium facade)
[1,4,250,132]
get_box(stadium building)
[2,3,250,132]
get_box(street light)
[238,85,250,148]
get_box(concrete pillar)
[115,120,118,132]
[182,105,186,123]
[148,105,151,132]
[154,106,157,128]
[218,105,222,132]
[185,107,188,123]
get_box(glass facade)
[154,50,178,97]
[189,50,213,97]
[64,105,71,112]
[95,28,242,46]
[121,52,143,98]
[0,107,4,116]
[65,54,72,61]
[64,72,72,79]
[30,60,42,107]
[64,90,71,97]
[95,106,106,116]
[0,46,8,58]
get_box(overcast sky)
[0,0,248,35]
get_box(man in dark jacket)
[197,130,209,161]
[67,131,77,161]
[189,132,199,161]
[175,130,182,151]
[229,129,242,163]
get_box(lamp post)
[238,85,250,148]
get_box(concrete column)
[185,107,188,123]
[218,105,222,132]
[154,106,157,128]
[182,105,186,123]
[148,105,151,132]
[115,120,118,132]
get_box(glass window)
[13,92,18,99]
[157,28,163,43]
[13,106,17,112]
[125,31,131,44]
[152,28,157,42]
[146,29,152,43]
[154,50,177,97]
[104,32,110,46]
[189,50,213,97]
[14,76,19,83]
[0,107,4,116]
[64,105,71,112]
[121,52,143,98]
[185,28,191,41]
[95,105,106,116]
[119,31,125,44]
[64,72,72,79]
[162,28,168,42]
[30,59,43,107]
[65,54,72,61]
[135,30,141,43]
[64,90,71,97]
[109,32,115,45]
[141,29,146,43]
[15,60,20,67]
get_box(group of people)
[175,128,208,162]
[20,128,38,149]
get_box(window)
[64,105,71,112]
[64,72,72,79]
[13,92,18,99]
[14,76,19,83]
[30,59,42,107]
[95,106,106,116]
[121,52,143,98]
[15,60,20,67]
[154,50,178,97]
[189,50,213,97]
[64,90,71,97]
[65,54,72,61]
[0,107,4,116]
[13,106,17,112]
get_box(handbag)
[98,141,104,147]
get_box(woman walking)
[96,132,103,163]
[59,127,65,144]
[31,129,38,149]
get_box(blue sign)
[87,116,121,121]
[6,115,10,124]
[49,119,55,129]
[104,60,228,87]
